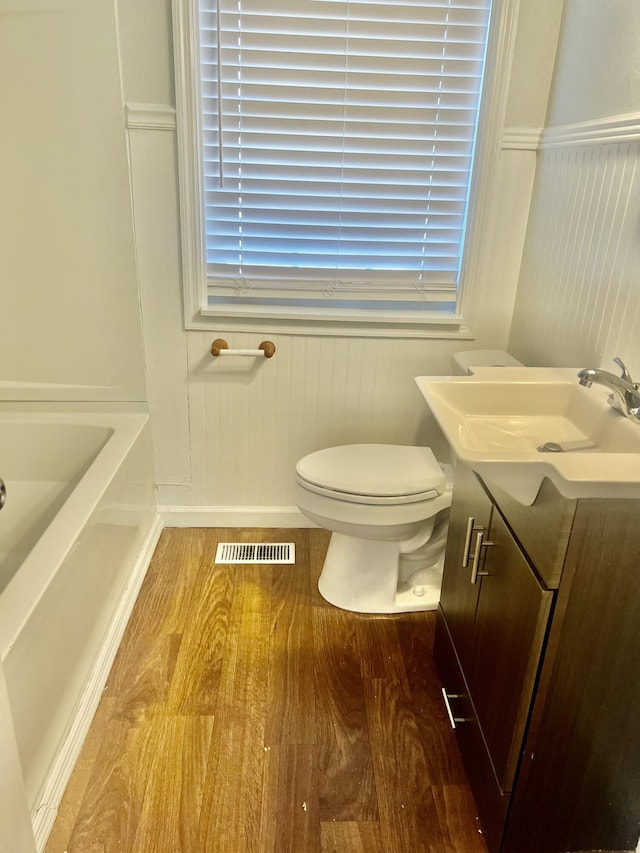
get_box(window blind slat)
[205,130,477,151]
[202,102,479,128]
[202,48,485,76]
[205,150,474,170]
[204,185,469,203]
[209,268,460,287]
[209,250,461,268]
[207,209,465,226]
[198,0,491,301]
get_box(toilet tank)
[451,349,523,375]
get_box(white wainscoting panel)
[128,127,192,485]
[186,332,463,506]
[509,129,640,376]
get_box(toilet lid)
[296,444,446,498]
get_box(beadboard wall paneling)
[187,332,459,506]
[509,136,640,375]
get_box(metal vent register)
[214,542,295,565]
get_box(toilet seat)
[296,476,440,506]
[295,444,446,506]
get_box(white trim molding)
[502,127,542,151]
[457,0,521,322]
[194,302,475,340]
[125,103,177,131]
[159,505,318,529]
[172,0,208,326]
[33,516,163,852]
[540,113,640,149]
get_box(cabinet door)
[440,463,492,673]
[468,510,553,793]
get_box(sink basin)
[416,367,640,504]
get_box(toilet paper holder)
[210,338,276,358]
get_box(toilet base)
[318,532,444,614]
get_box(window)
[174,0,498,323]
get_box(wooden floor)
[45,528,487,853]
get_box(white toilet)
[295,350,522,614]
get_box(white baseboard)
[159,505,318,528]
[32,514,164,851]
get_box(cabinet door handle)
[462,516,476,568]
[470,529,493,584]
[441,688,465,729]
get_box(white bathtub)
[0,408,158,840]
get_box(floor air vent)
[214,542,295,565]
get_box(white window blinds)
[198,0,492,307]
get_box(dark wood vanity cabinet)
[435,462,640,853]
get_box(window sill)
[188,302,474,340]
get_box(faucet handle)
[613,357,633,384]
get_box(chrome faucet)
[577,357,640,422]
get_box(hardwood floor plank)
[272,743,320,853]
[265,531,316,746]
[356,613,408,681]
[394,610,437,685]
[432,784,488,853]
[199,721,271,852]
[396,613,469,786]
[166,561,235,716]
[117,527,207,641]
[108,632,182,725]
[131,715,213,853]
[313,603,379,822]
[364,677,446,853]
[64,718,153,852]
[258,743,281,853]
[44,699,116,853]
[320,821,384,853]
[213,564,272,719]
[197,565,272,852]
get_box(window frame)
[172,0,519,334]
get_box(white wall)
[547,0,640,125]
[505,0,565,130]
[0,0,146,402]
[120,0,562,514]
[509,0,640,378]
